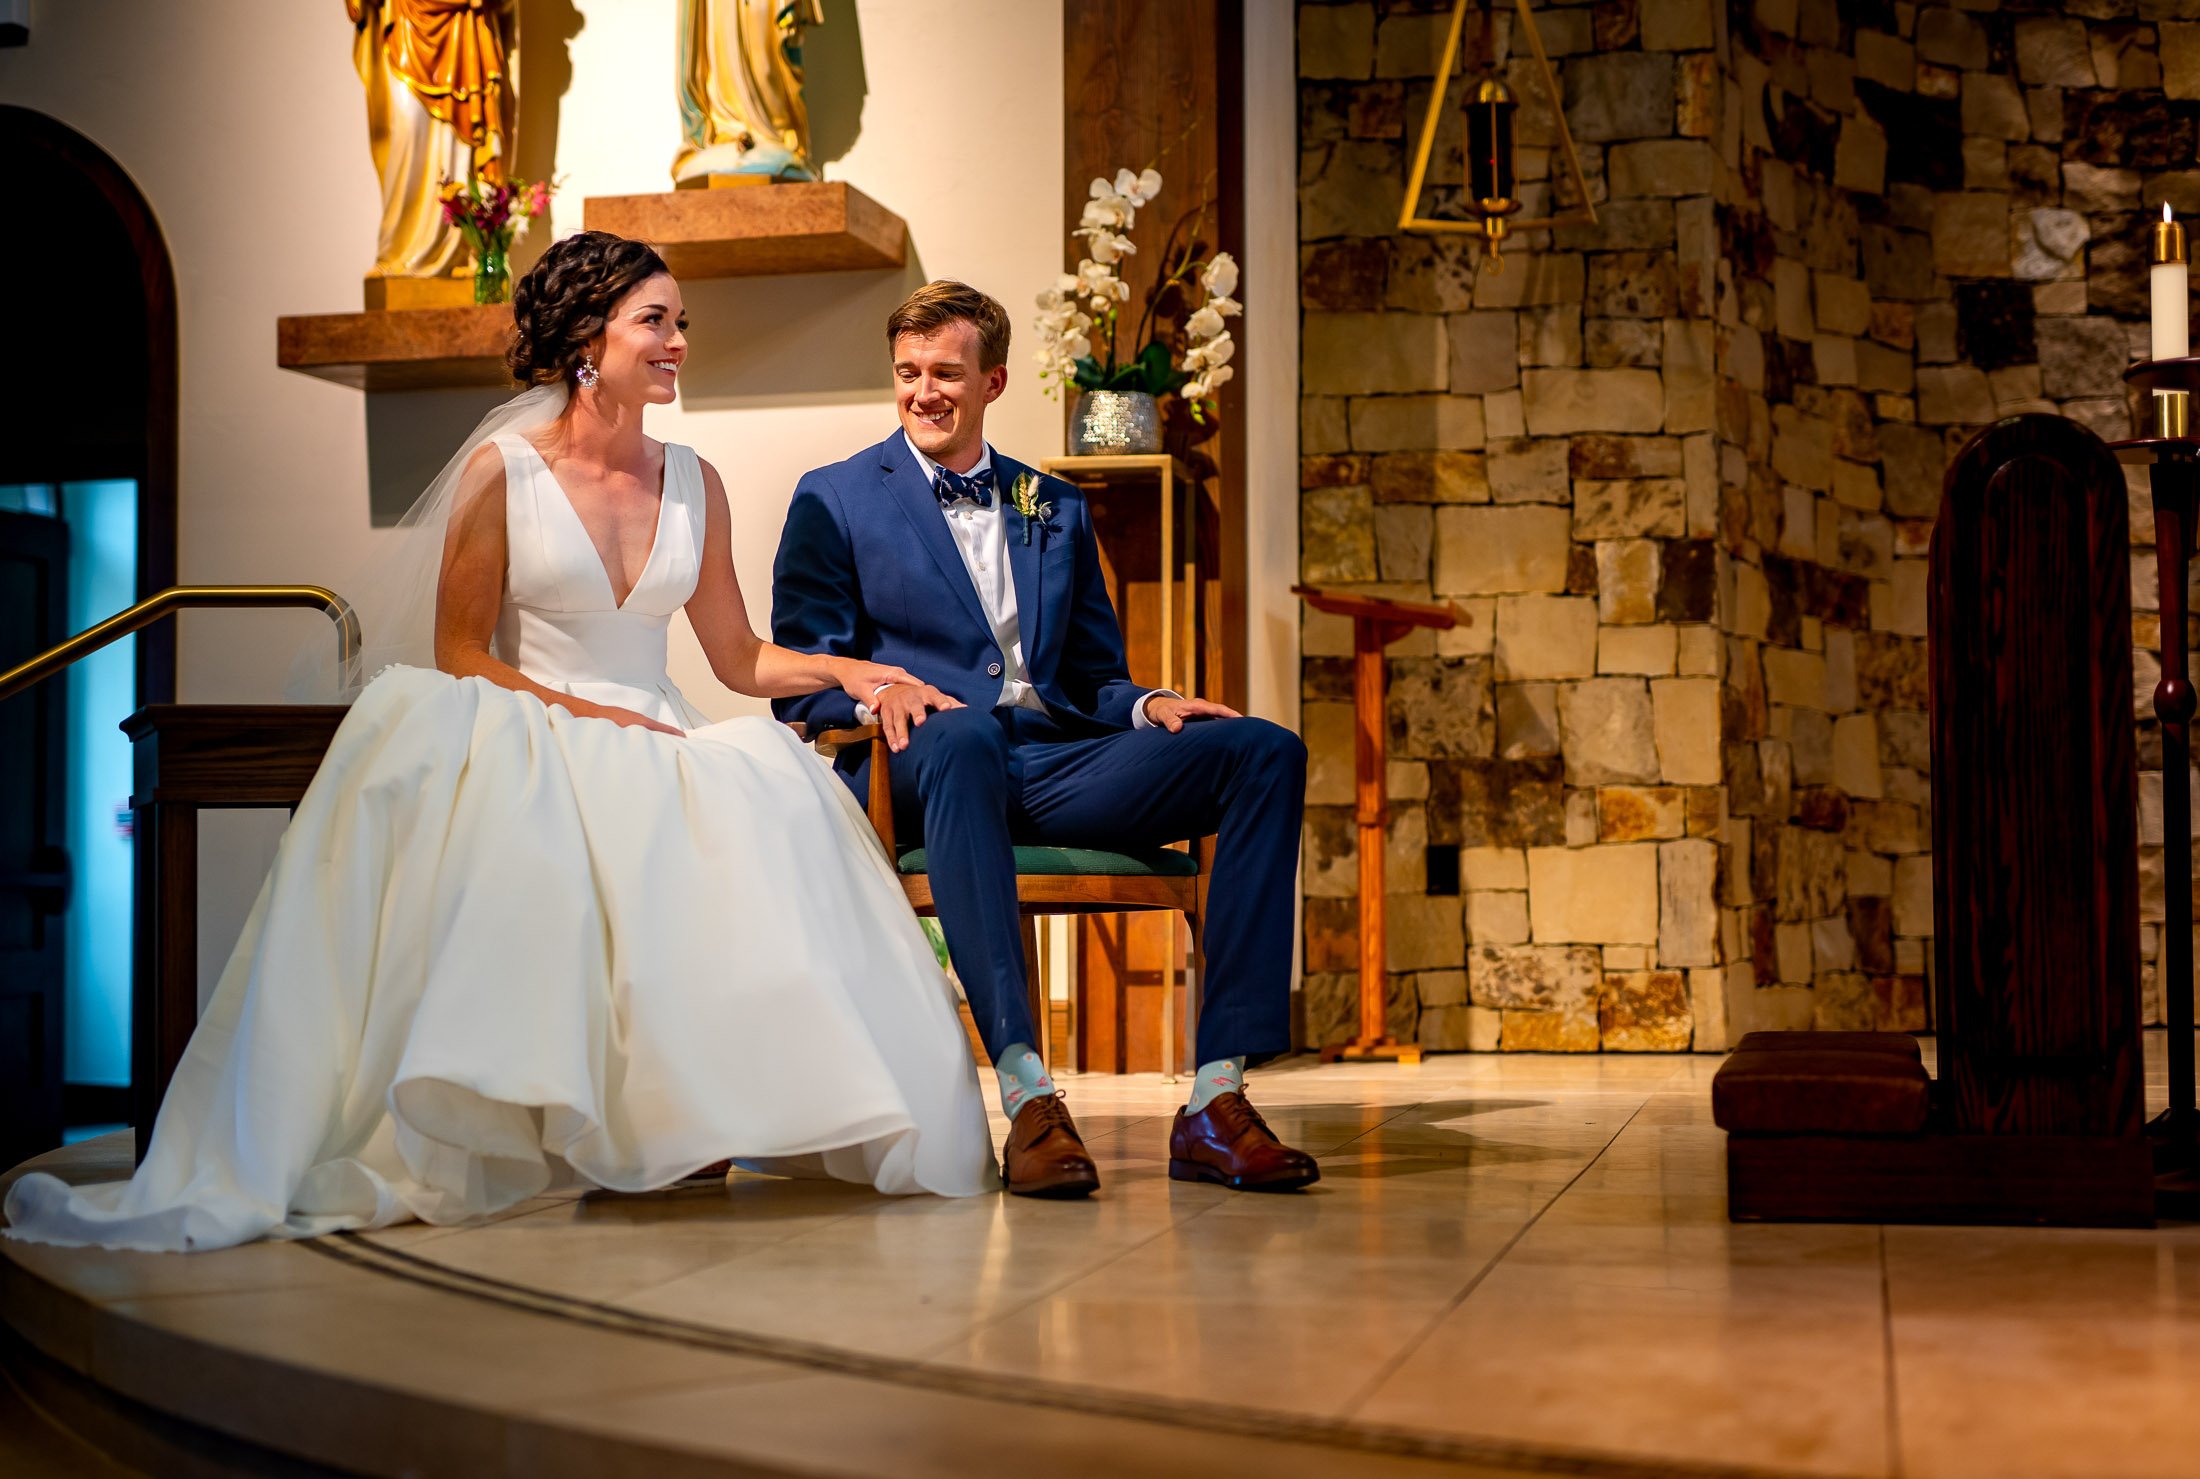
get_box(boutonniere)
[1008,472,1055,546]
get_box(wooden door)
[0,509,70,1166]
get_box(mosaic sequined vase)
[1069,390,1161,455]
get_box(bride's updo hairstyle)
[507,231,672,385]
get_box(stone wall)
[1298,0,1724,1052]
[1297,0,2188,1052]
[1716,0,2189,1037]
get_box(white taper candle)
[2154,202,2189,361]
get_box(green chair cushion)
[897,845,1199,878]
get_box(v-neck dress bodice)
[492,434,708,728]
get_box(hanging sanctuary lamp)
[1399,0,1597,271]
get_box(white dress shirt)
[854,434,1170,728]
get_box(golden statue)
[673,0,824,186]
[349,0,517,283]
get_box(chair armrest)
[800,724,895,854]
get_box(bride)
[4,231,999,1253]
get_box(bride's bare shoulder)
[455,441,512,504]
[462,441,509,480]
[442,443,512,542]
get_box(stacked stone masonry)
[1297,0,2188,1052]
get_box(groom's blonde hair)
[887,281,1012,372]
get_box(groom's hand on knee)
[878,682,963,752]
[1143,693,1242,733]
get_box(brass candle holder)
[2111,355,2200,1185]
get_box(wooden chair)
[811,723,1214,1073]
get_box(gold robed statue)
[349,0,517,282]
[673,0,824,186]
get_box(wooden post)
[1351,615,1404,1058]
[1294,587,1466,1065]
[2111,358,2200,1197]
[2154,453,2198,1150]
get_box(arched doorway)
[0,106,177,1164]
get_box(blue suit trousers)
[884,707,1305,1067]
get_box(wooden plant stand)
[1040,454,1202,1075]
[1293,586,1464,1066]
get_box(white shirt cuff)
[1132,689,1180,729]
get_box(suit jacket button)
[987,662,1004,677]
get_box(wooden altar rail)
[123,706,346,1160]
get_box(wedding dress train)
[3,434,997,1252]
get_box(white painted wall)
[6,0,1067,718]
[1242,0,1303,995]
[1,0,1065,992]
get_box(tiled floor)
[9,1045,2200,1478]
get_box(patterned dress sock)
[995,1042,1056,1120]
[1186,1055,1247,1114]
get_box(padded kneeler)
[1711,1030,1930,1137]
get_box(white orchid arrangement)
[1035,167,1242,424]
[1180,251,1240,409]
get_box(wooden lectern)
[1293,586,1466,1065]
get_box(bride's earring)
[576,353,599,389]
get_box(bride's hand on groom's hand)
[838,660,926,706]
[873,681,963,753]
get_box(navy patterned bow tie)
[933,465,995,509]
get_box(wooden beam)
[1064,0,1246,1072]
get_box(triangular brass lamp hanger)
[1398,0,1598,266]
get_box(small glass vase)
[472,240,511,305]
[1070,390,1162,455]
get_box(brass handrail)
[0,585,359,704]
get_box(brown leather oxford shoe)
[1169,1091,1320,1192]
[1003,1093,1100,1198]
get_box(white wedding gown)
[4,435,997,1252]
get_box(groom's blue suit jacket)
[771,431,1148,747]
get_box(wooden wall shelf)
[277,184,904,390]
[582,181,907,278]
[276,304,514,391]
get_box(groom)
[772,281,1316,1198]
